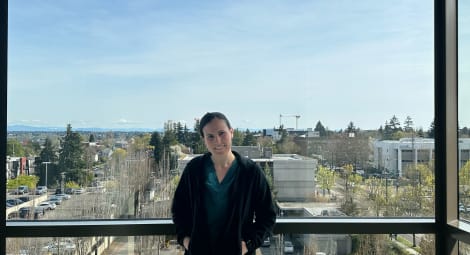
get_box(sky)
[6,0,469,131]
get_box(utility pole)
[42,162,51,188]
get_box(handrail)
[6,218,435,237]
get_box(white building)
[374,138,470,176]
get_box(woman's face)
[202,118,234,156]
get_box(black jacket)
[171,151,276,255]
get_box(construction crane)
[279,114,301,129]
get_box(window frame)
[0,0,467,254]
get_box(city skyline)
[6,1,468,130]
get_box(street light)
[41,162,51,188]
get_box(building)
[374,138,470,177]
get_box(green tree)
[346,121,356,134]
[365,177,387,216]
[58,124,85,182]
[6,175,39,190]
[150,132,164,163]
[316,166,336,196]
[89,134,96,142]
[36,137,59,187]
[314,121,327,137]
[242,129,257,146]
[389,115,402,132]
[6,139,25,157]
[403,163,435,216]
[459,161,470,205]
[428,119,435,138]
[232,129,244,146]
[404,116,414,132]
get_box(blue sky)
[7,0,467,131]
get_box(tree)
[6,175,39,190]
[6,139,25,157]
[36,137,59,187]
[404,116,414,132]
[89,134,96,143]
[58,124,85,181]
[346,121,356,135]
[389,115,401,132]
[314,121,327,137]
[232,129,244,146]
[150,132,163,163]
[316,166,336,196]
[242,129,257,146]
[428,119,435,138]
[381,121,393,140]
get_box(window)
[1,0,467,255]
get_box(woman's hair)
[199,112,232,137]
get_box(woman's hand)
[241,240,248,254]
[183,236,190,250]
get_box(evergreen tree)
[39,137,58,163]
[149,132,163,163]
[176,122,186,144]
[242,129,257,146]
[162,130,177,148]
[232,129,244,146]
[382,121,393,140]
[389,115,402,132]
[58,124,85,173]
[428,120,435,138]
[89,134,96,143]
[188,118,206,153]
[314,121,327,137]
[417,127,425,137]
[346,121,356,134]
[404,116,414,132]
[36,137,59,187]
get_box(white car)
[38,201,56,210]
[54,193,71,200]
[47,197,63,205]
[73,188,86,195]
[284,241,294,254]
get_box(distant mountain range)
[7,125,160,132]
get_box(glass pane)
[459,0,470,222]
[460,241,470,255]
[7,234,434,255]
[7,236,176,255]
[8,1,434,220]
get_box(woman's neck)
[211,151,235,169]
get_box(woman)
[171,112,276,255]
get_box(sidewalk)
[393,239,420,255]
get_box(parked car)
[38,201,56,210]
[261,237,271,247]
[54,193,71,200]
[73,188,86,195]
[6,198,24,206]
[65,188,75,194]
[47,197,63,205]
[13,185,29,195]
[19,207,44,219]
[18,196,32,203]
[42,239,76,254]
[284,241,294,254]
[35,186,47,195]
